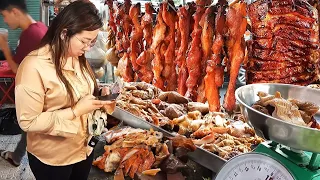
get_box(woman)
[15,1,108,179]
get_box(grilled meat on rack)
[136,3,154,83]
[223,0,247,112]
[176,6,192,96]
[196,6,215,103]
[105,0,117,34]
[114,0,135,81]
[110,0,248,112]
[205,0,227,112]
[185,0,207,101]
[151,4,167,90]
[246,0,320,85]
[162,1,178,91]
[129,3,143,73]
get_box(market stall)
[89,0,320,179]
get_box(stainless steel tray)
[236,83,320,153]
[111,106,226,172]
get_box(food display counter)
[85,0,320,179]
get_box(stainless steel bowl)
[235,83,320,153]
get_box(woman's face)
[68,29,100,57]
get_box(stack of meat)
[105,0,249,112]
[246,0,320,85]
[93,127,197,179]
[112,82,264,160]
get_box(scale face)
[215,153,295,180]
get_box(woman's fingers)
[92,100,109,106]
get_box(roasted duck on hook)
[205,0,227,112]
[223,0,247,112]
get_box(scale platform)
[255,141,320,180]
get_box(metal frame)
[40,2,67,26]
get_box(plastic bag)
[0,108,21,135]
[85,31,108,60]
[86,31,109,79]
[88,109,108,136]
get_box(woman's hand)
[72,94,109,117]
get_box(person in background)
[0,0,47,167]
[15,1,109,179]
[0,0,47,73]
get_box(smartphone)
[96,93,119,101]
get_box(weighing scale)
[215,141,320,180]
[215,83,320,180]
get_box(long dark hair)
[39,1,103,106]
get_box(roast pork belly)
[247,71,318,85]
[246,0,320,85]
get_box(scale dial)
[215,153,294,180]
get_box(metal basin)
[235,83,320,153]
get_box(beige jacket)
[15,45,94,166]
